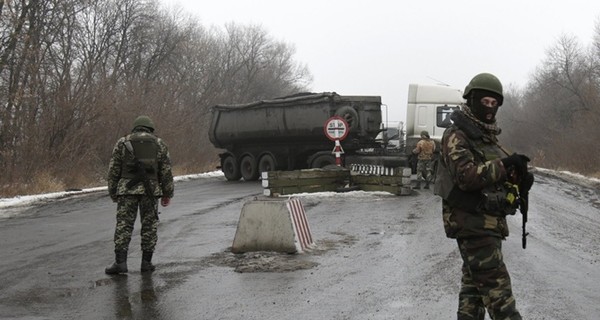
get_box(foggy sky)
[161,0,600,124]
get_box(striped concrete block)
[232,197,314,254]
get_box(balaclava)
[466,89,502,124]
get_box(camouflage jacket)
[413,139,436,160]
[107,128,174,198]
[440,110,510,239]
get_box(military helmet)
[420,130,430,138]
[133,115,155,131]
[463,73,503,104]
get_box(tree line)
[500,19,600,178]
[1,1,598,198]
[0,0,311,197]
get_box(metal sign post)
[332,140,344,166]
[324,116,349,166]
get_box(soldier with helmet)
[412,130,436,189]
[105,115,174,274]
[435,73,533,319]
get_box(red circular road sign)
[324,116,349,141]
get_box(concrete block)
[232,197,314,254]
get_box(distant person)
[105,115,174,274]
[435,73,534,319]
[412,130,435,189]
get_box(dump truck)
[208,85,464,181]
[208,92,403,181]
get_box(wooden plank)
[266,183,340,196]
[261,167,414,196]
[358,184,412,195]
[263,168,349,180]
[351,175,410,186]
[264,177,347,188]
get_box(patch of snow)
[280,190,396,199]
[535,167,600,188]
[0,171,225,213]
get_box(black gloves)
[501,153,530,177]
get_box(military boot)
[424,182,430,189]
[414,181,421,190]
[105,250,128,274]
[141,251,156,272]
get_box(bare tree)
[0,0,313,196]
[501,30,600,175]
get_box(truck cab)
[404,83,464,172]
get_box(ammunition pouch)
[479,182,519,216]
[124,160,157,179]
[435,158,518,216]
[434,158,484,212]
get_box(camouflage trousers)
[113,195,159,252]
[456,237,521,320]
[416,159,434,183]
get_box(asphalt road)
[0,177,260,320]
[1,171,599,320]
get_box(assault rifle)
[519,172,534,249]
[498,146,534,249]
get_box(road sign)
[324,116,349,141]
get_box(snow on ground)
[0,171,225,214]
[1,167,598,218]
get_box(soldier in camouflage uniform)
[435,73,532,319]
[412,130,436,189]
[105,115,174,274]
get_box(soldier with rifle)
[434,73,534,320]
[105,115,174,274]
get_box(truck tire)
[222,155,241,181]
[240,155,260,181]
[335,106,359,130]
[311,154,337,168]
[258,154,276,174]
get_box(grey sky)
[161,0,600,124]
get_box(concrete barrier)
[232,197,314,254]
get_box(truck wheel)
[311,154,337,168]
[258,154,276,174]
[240,155,259,181]
[335,106,359,130]
[222,156,241,181]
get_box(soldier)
[105,115,174,274]
[412,130,436,189]
[435,73,533,319]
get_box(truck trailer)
[208,92,393,181]
[208,84,464,181]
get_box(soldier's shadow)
[111,273,162,319]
